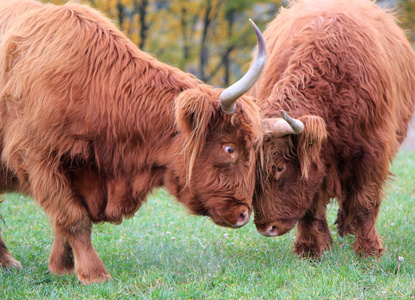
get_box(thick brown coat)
[251,0,415,257]
[0,0,263,283]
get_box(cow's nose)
[232,210,250,228]
[258,225,278,237]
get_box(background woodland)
[42,0,415,87]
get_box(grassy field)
[0,151,414,299]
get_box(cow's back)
[0,0,157,172]
[0,0,101,176]
[253,0,415,159]
[0,1,41,40]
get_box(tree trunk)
[180,8,190,64]
[199,0,213,82]
[116,0,125,31]
[134,0,150,50]
[223,9,235,86]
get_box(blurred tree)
[397,0,415,43]
[221,0,268,85]
[116,0,125,31]
[199,0,221,81]
[40,0,413,86]
[41,0,281,86]
[134,0,151,49]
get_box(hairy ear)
[0,35,22,100]
[296,115,327,178]
[1,35,20,74]
[174,89,214,181]
[175,89,214,137]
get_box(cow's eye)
[275,163,286,180]
[224,146,234,154]
[223,145,235,155]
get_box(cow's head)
[254,111,328,236]
[166,20,266,229]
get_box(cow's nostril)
[269,226,278,235]
[258,225,278,237]
[233,209,250,228]
[241,210,248,219]
[238,210,248,223]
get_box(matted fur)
[251,0,415,258]
[0,0,263,283]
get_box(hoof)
[1,255,22,269]
[78,271,112,285]
[47,265,74,275]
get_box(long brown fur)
[251,0,415,258]
[0,0,263,283]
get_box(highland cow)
[0,0,266,283]
[250,0,415,258]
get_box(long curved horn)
[219,19,266,114]
[262,110,304,137]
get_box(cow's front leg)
[27,160,111,284]
[346,187,384,257]
[48,230,74,275]
[294,196,332,259]
[47,201,111,284]
[0,234,22,269]
[334,197,354,237]
[353,208,383,257]
[47,213,111,283]
[57,220,111,284]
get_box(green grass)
[1,151,414,299]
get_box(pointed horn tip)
[219,18,265,115]
[249,19,259,31]
[249,18,266,65]
[280,110,304,134]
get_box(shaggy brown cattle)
[0,0,266,283]
[250,0,415,258]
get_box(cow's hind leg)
[294,194,332,259]
[0,168,22,268]
[0,234,21,269]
